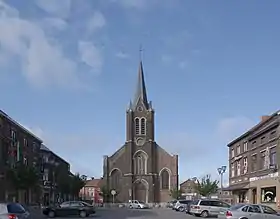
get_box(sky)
[1,0,280,186]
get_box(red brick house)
[79,179,102,204]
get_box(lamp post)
[217,166,227,198]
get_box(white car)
[128,200,149,209]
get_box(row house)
[0,110,43,203]
[79,178,103,204]
[40,144,70,205]
[228,112,280,209]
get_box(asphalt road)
[32,208,197,219]
[80,208,195,219]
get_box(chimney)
[261,115,270,122]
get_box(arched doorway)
[133,180,148,203]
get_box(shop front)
[248,172,279,209]
[228,182,250,204]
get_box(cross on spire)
[139,44,144,61]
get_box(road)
[95,208,192,219]
[32,208,198,219]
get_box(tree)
[69,173,86,199]
[195,174,219,197]
[7,163,40,202]
[55,166,71,197]
[170,188,182,199]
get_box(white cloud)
[0,1,104,89]
[35,0,72,18]
[87,11,106,33]
[78,41,103,75]
[116,51,130,59]
[43,17,68,31]
[216,116,255,143]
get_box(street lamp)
[217,165,227,197]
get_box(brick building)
[0,110,43,203]
[228,111,280,209]
[103,61,179,203]
[79,179,102,204]
[41,144,70,205]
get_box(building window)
[260,151,266,169]
[243,141,248,152]
[111,169,121,190]
[231,148,235,158]
[135,118,140,135]
[23,157,28,165]
[243,157,248,174]
[237,161,241,176]
[134,151,147,174]
[237,145,241,155]
[24,138,28,147]
[140,118,146,135]
[252,140,257,148]
[270,151,277,165]
[231,163,235,177]
[43,169,49,181]
[270,131,276,139]
[251,154,257,172]
[11,130,16,140]
[160,169,170,190]
[32,142,37,151]
[261,186,276,203]
[261,136,266,144]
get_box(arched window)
[135,118,140,135]
[134,151,148,174]
[111,169,121,190]
[161,169,170,190]
[140,118,146,135]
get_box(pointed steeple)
[132,61,149,109]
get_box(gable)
[109,144,126,163]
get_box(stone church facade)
[102,61,179,203]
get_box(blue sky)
[1,0,280,185]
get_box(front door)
[134,181,147,203]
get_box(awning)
[227,182,250,191]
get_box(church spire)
[132,61,149,109]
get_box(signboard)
[111,190,116,196]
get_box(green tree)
[69,173,86,199]
[55,166,71,197]
[7,163,40,202]
[195,174,219,197]
[170,188,182,199]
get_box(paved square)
[96,208,195,219]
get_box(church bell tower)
[126,61,155,145]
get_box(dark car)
[42,201,95,218]
[0,202,30,219]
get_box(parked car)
[225,203,280,219]
[128,200,149,209]
[174,200,193,212]
[167,200,177,208]
[42,201,95,218]
[185,200,195,214]
[0,202,30,219]
[190,199,231,217]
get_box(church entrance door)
[133,180,148,203]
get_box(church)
[102,61,179,203]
